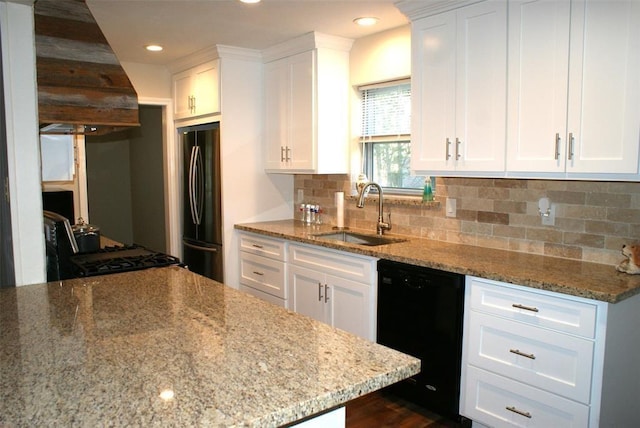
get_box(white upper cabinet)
[401,0,640,180]
[410,1,507,174]
[263,32,352,174]
[507,0,640,178]
[173,60,220,120]
[566,0,640,176]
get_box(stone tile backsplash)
[293,174,640,266]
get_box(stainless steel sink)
[312,231,407,247]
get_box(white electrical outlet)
[542,203,556,226]
[446,198,457,218]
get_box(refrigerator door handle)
[183,241,219,252]
[194,145,204,225]
[188,146,198,225]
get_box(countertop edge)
[235,221,640,304]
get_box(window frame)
[358,79,422,196]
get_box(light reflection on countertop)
[0,267,419,427]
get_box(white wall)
[1,0,46,286]
[350,25,411,86]
[348,25,411,183]
[121,61,172,99]
[217,47,293,288]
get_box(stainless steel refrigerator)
[180,122,223,282]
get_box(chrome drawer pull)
[318,282,323,301]
[510,348,536,360]
[506,406,532,419]
[251,244,264,249]
[512,303,539,313]
[252,271,264,276]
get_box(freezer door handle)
[188,146,198,225]
[194,145,204,225]
[184,241,218,252]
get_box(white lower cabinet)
[465,366,589,427]
[461,276,640,428]
[238,232,287,308]
[288,243,377,341]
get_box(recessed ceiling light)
[353,17,379,27]
[145,44,163,52]
[239,0,261,3]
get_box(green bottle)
[422,176,434,202]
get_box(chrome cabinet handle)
[510,348,536,360]
[324,284,329,303]
[554,133,561,160]
[445,138,451,160]
[568,132,574,160]
[252,271,264,276]
[251,244,264,249]
[455,138,461,160]
[192,95,196,113]
[280,146,286,162]
[318,282,323,301]
[285,146,291,162]
[506,406,532,419]
[512,303,539,313]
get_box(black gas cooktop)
[70,245,181,277]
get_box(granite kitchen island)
[0,266,419,427]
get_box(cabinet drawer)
[463,366,589,428]
[468,312,593,403]
[240,252,286,299]
[239,232,286,261]
[240,284,287,308]
[288,243,375,284]
[469,276,598,338]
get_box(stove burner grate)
[70,245,181,277]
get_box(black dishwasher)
[377,259,466,423]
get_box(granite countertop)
[235,220,640,304]
[0,267,419,427]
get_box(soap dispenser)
[422,176,434,202]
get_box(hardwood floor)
[345,388,461,428]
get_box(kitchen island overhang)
[0,266,419,427]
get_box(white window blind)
[360,81,411,138]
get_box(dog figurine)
[616,244,640,274]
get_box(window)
[359,80,424,193]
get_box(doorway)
[85,105,166,252]
[0,31,15,287]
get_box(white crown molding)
[262,31,353,63]
[395,0,486,20]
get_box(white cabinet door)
[326,274,370,340]
[264,58,290,170]
[264,51,315,172]
[506,0,571,173]
[193,61,220,117]
[173,70,194,119]
[173,60,220,120]
[289,264,326,324]
[508,0,640,177]
[411,11,456,172]
[288,51,315,170]
[411,1,507,174]
[566,0,640,175]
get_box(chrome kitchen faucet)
[356,182,391,235]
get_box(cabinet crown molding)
[262,31,353,63]
[395,0,486,20]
